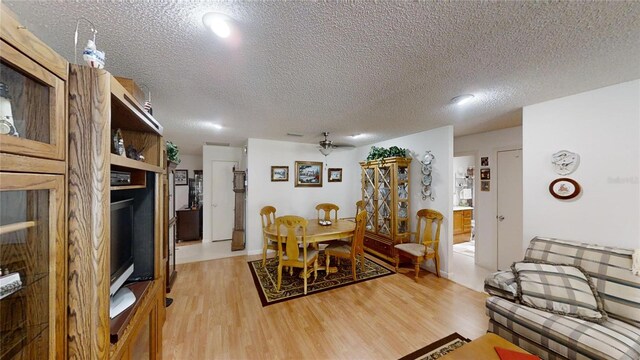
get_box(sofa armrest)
[484,270,517,301]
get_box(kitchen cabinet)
[453,209,472,235]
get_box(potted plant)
[166,141,180,168]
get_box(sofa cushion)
[484,270,517,301]
[525,237,640,327]
[512,261,607,323]
[487,296,640,360]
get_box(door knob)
[497,215,505,221]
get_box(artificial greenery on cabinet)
[366,146,408,161]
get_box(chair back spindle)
[352,210,367,255]
[316,203,339,222]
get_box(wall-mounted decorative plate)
[551,150,580,175]
[549,178,581,200]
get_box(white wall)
[174,154,203,209]
[202,145,243,241]
[454,126,522,270]
[523,80,640,250]
[246,138,360,255]
[353,126,454,276]
[245,127,454,275]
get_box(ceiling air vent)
[286,133,304,137]
[205,142,230,147]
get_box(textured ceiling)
[5,1,640,155]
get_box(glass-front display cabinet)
[360,157,412,262]
[0,173,65,359]
[0,41,65,162]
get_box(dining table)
[263,218,356,274]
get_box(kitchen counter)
[453,206,474,211]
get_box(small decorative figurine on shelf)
[140,84,153,115]
[0,83,18,137]
[111,128,125,156]
[126,145,145,161]
[75,18,105,69]
[82,39,105,69]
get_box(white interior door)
[497,149,523,270]
[210,161,237,241]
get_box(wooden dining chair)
[260,206,277,267]
[341,200,365,222]
[316,203,339,222]
[325,210,367,281]
[394,209,444,281]
[275,215,318,295]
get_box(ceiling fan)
[318,132,355,156]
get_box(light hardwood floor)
[162,255,489,359]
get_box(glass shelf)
[0,272,47,301]
[0,322,48,360]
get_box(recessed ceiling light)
[450,94,475,106]
[351,134,365,139]
[202,12,231,38]
[212,124,223,130]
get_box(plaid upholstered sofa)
[484,237,640,360]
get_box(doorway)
[210,160,237,242]
[452,155,475,258]
[496,149,523,270]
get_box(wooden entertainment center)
[0,6,166,358]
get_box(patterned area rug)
[398,333,470,360]
[248,254,393,306]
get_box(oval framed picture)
[549,178,581,200]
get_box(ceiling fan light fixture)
[319,147,333,156]
[450,94,475,106]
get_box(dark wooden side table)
[176,205,202,241]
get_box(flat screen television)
[109,198,136,318]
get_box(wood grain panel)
[109,280,161,360]
[120,130,161,168]
[110,154,163,173]
[67,64,111,360]
[110,76,162,135]
[0,172,66,359]
[0,40,66,160]
[0,153,65,174]
[0,4,67,80]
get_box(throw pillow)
[484,270,518,301]
[512,261,607,323]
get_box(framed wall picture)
[328,168,342,182]
[481,180,490,192]
[174,169,188,185]
[295,161,323,187]
[481,157,489,166]
[480,168,491,180]
[271,166,289,182]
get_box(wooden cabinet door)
[0,41,65,161]
[453,211,464,235]
[0,173,65,359]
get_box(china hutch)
[0,7,67,358]
[360,157,412,262]
[1,6,165,358]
